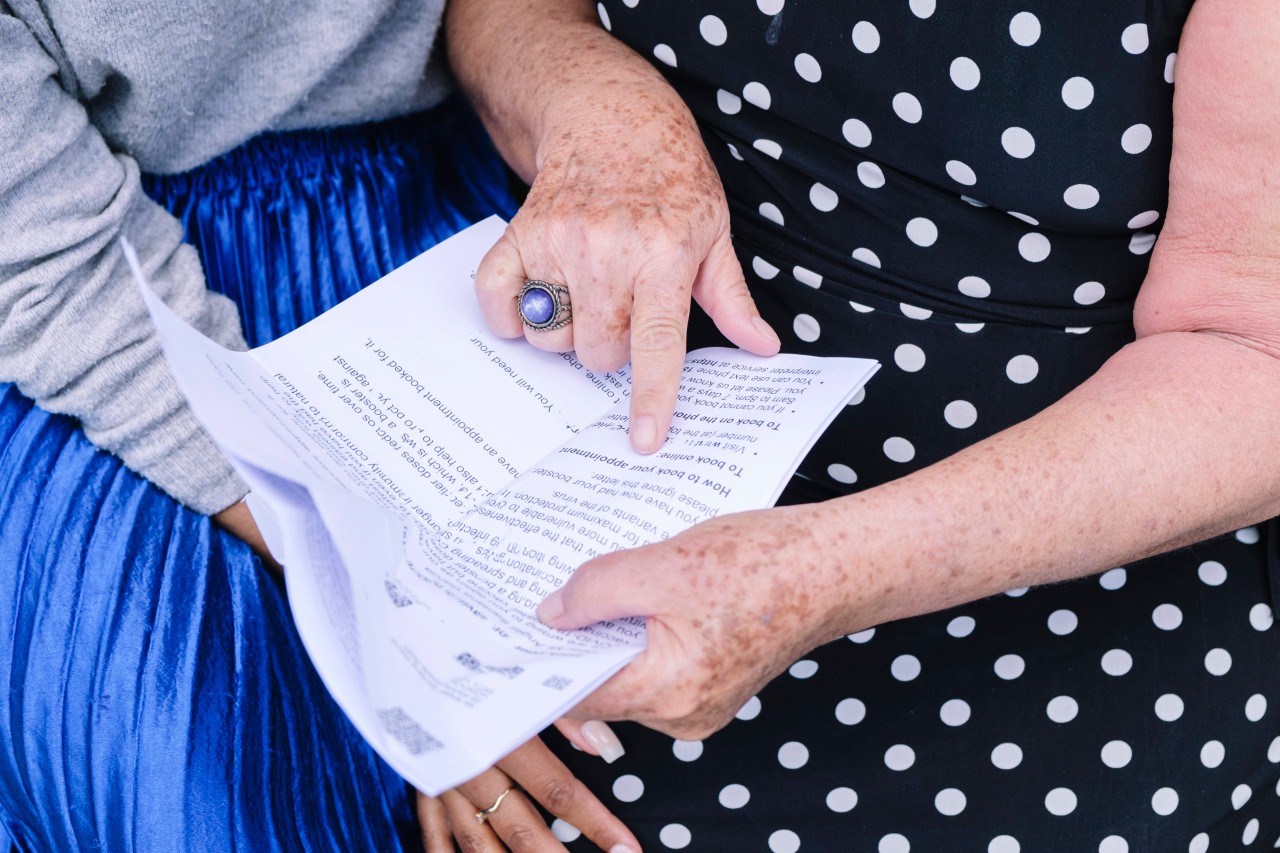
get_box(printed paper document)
[126,217,879,794]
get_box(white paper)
[125,217,879,794]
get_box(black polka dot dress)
[548,2,1280,850]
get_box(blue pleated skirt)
[0,98,517,851]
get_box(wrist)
[748,501,891,652]
[803,489,940,639]
[213,499,282,573]
[449,1,634,179]
[531,33,696,168]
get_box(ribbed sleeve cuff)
[118,405,249,515]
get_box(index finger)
[626,268,692,454]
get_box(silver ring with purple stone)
[517,280,572,331]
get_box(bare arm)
[837,0,1280,619]
[538,0,1280,738]
[447,0,646,182]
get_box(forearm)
[1,13,251,514]
[818,328,1280,632]
[445,0,687,181]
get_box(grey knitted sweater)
[0,0,449,514]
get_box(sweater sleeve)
[0,13,250,515]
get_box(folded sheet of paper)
[126,217,879,795]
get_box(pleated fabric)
[0,97,517,851]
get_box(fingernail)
[630,416,658,454]
[537,589,564,623]
[752,314,781,346]
[581,720,626,763]
[610,846,640,853]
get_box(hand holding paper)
[539,503,855,741]
[125,217,878,794]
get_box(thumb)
[691,235,781,357]
[536,551,664,629]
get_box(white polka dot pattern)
[699,15,726,46]
[1048,609,1078,635]
[1060,77,1094,110]
[1009,12,1041,46]
[1101,740,1132,769]
[719,783,750,809]
[659,823,692,849]
[769,829,801,853]
[940,698,971,726]
[581,1,1274,845]
[613,774,644,802]
[551,819,581,842]
[1150,787,1178,816]
[1046,695,1078,723]
[1045,787,1077,816]
[884,744,915,771]
[735,695,762,721]
[852,21,879,54]
[777,741,809,769]
[991,742,1023,770]
[893,93,923,124]
[835,697,866,725]
[672,740,703,762]
[826,787,858,812]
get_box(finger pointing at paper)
[463,5,780,456]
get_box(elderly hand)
[471,46,779,456]
[417,721,640,853]
[536,505,871,740]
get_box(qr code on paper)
[377,707,443,755]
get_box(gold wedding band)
[474,785,516,825]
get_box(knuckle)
[474,268,512,295]
[650,719,686,740]
[665,691,704,724]
[658,704,718,741]
[504,824,543,853]
[713,276,757,311]
[566,557,608,588]
[685,702,736,741]
[454,830,490,853]
[631,314,686,353]
[576,343,629,372]
[476,239,521,283]
[681,720,720,741]
[539,776,581,815]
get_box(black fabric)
[546,2,1280,850]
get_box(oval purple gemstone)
[520,288,556,326]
